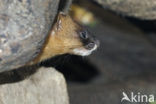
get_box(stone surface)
[0,0,60,72]
[0,67,69,104]
[94,0,156,20]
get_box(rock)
[0,67,69,104]
[94,0,156,20]
[0,0,60,72]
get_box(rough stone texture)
[94,0,156,20]
[0,0,60,72]
[0,67,69,104]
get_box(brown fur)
[29,13,83,64]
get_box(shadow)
[58,0,72,13]
[126,18,156,33]
[40,54,100,83]
[0,54,100,84]
[125,18,156,46]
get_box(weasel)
[29,12,99,65]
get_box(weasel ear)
[56,12,66,25]
[57,12,67,21]
[55,12,67,31]
[59,12,66,17]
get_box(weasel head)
[51,12,99,56]
[29,13,99,64]
[71,28,99,56]
[52,12,99,56]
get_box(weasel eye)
[80,31,88,39]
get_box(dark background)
[43,1,156,104]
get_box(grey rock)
[0,0,60,72]
[94,0,156,20]
[0,67,69,104]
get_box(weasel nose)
[85,39,100,50]
[86,42,95,50]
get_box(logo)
[121,92,155,103]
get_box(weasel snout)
[79,30,99,50]
[72,29,99,56]
[84,37,99,50]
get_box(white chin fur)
[72,45,97,56]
